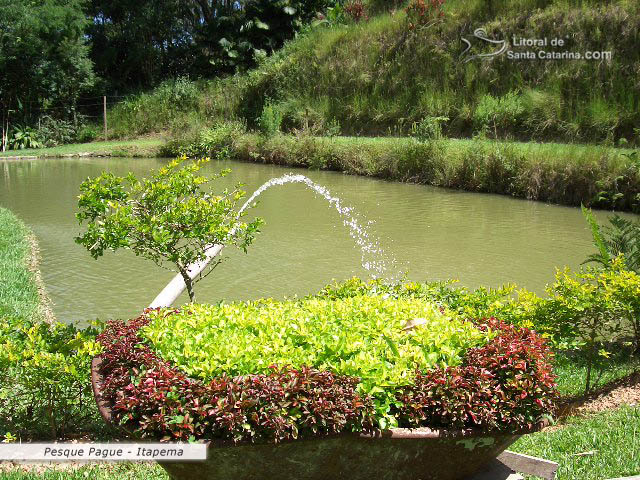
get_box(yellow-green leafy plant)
[141,295,491,426]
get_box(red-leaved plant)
[95,314,556,442]
[395,318,556,430]
[405,0,445,30]
[344,0,368,23]
[96,313,376,442]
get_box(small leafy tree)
[599,258,640,354]
[545,262,626,393]
[76,157,263,302]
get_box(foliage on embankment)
[164,127,640,212]
[109,0,640,145]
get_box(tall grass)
[222,133,640,211]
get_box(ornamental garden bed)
[91,294,556,480]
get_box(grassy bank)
[0,208,42,322]
[5,133,640,211]
[167,130,640,211]
[0,138,164,159]
[106,0,640,145]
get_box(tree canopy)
[0,0,94,141]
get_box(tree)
[86,0,332,90]
[0,0,95,149]
[86,0,197,91]
[75,157,263,302]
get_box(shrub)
[344,0,368,22]
[257,100,284,137]
[405,0,445,30]
[98,314,376,442]
[37,116,77,147]
[0,318,103,439]
[543,258,636,393]
[161,121,246,158]
[76,124,100,143]
[473,92,526,138]
[95,295,556,441]
[109,77,200,136]
[7,125,41,150]
[141,296,488,421]
[410,116,448,142]
[396,318,556,431]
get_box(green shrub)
[76,124,100,143]
[0,318,103,439]
[541,257,640,393]
[257,100,284,137]
[37,116,77,147]
[410,116,448,142]
[109,77,201,136]
[161,121,246,158]
[7,125,41,150]
[142,295,490,418]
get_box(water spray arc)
[149,174,397,308]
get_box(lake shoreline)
[2,134,639,213]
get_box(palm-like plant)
[582,205,640,273]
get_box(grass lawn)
[0,463,168,480]
[0,138,164,159]
[511,406,640,480]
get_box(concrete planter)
[91,356,543,480]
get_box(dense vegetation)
[96,305,554,441]
[4,0,640,151]
[164,127,640,211]
[109,0,640,145]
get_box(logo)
[460,28,613,62]
[460,28,508,63]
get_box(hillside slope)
[110,0,640,145]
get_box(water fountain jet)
[149,173,398,308]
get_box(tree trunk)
[179,268,195,302]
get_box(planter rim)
[91,355,548,445]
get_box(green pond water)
[0,156,630,325]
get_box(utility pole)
[103,96,108,140]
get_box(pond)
[0,156,626,325]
